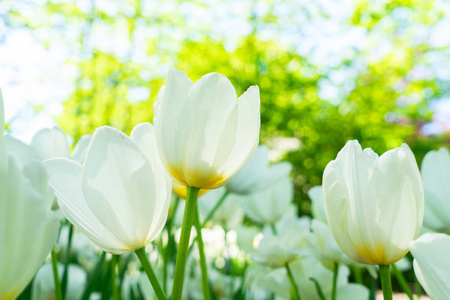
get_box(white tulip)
[238,173,294,225]
[44,123,172,254]
[409,233,450,300]
[0,91,60,299]
[421,148,450,233]
[226,146,292,195]
[323,140,423,265]
[251,216,311,268]
[153,68,260,189]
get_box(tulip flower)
[153,68,260,190]
[409,233,450,300]
[45,123,171,300]
[153,69,260,300]
[238,171,294,225]
[323,140,423,265]
[421,148,450,233]
[0,91,60,299]
[227,145,291,195]
[323,140,423,300]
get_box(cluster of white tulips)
[0,69,448,300]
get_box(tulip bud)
[323,140,423,265]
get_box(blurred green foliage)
[6,0,450,214]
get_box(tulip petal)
[130,122,172,243]
[410,233,450,300]
[154,69,194,185]
[3,135,39,165]
[181,73,237,187]
[45,158,129,254]
[31,127,71,160]
[72,134,91,164]
[81,126,159,249]
[209,85,260,188]
[421,148,450,232]
[0,154,59,298]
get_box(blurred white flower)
[32,263,87,300]
[308,185,327,223]
[251,216,311,268]
[0,91,60,299]
[258,257,368,300]
[153,68,260,189]
[309,219,352,265]
[420,148,450,233]
[45,123,172,254]
[226,146,292,195]
[236,225,260,254]
[31,127,71,160]
[4,127,91,165]
[237,174,294,225]
[409,233,450,300]
[323,140,423,265]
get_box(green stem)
[51,248,63,300]
[201,191,229,227]
[379,265,392,300]
[270,224,278,235]
[163,196,180,292]
[171,186,200,300]
[331,262,338,300]
[82,252,106,300]
[351,266,363,284]
[286,263,301,300]
[194,206,211,300]
[414,273,422,299]
[392,264,412,300]
[135,248,167,300]
[62,223,74,299]
[111,256,120,300]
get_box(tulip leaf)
[309,277,326,300]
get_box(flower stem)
[392,264,412,300]
[331,262,339,300]
[201,191,229,227]
[194,206,211,300]
[163,195,180,292]
[286,263,301,300]
[81,251,106,300]
[379,265,393,300]
[62,223,74,299]
[135,248,167,300]
[171,186,200,300]
[111,255,120,300]
[51,248,63,300]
